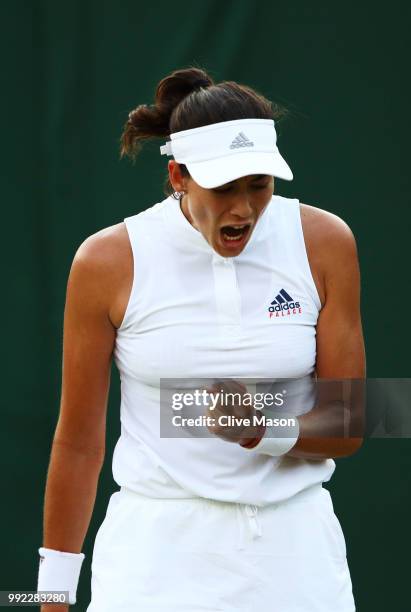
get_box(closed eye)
[253,184,271,190]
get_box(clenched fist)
[203,379,263,443]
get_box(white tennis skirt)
[86,483,356,611]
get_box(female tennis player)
[37,66,365,611]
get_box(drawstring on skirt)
[235,503,263,550]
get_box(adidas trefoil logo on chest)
[268,288,302,318]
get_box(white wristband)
[241,417,300,456]
[37,547,85,605]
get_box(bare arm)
[40,230,120,608]
[286,210,366,460]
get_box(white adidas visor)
[160,118,293,189]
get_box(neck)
[179,193,195,228]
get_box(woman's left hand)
[203,379,262,443]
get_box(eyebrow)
[251,174,269,180]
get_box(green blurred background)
[2,1,410,609]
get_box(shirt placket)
[212,254,242,336]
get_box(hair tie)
[193,78,210,90]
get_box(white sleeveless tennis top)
[112,193,335,506]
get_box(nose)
[229,194,253,219]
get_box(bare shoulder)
[74,222,130,269]
[299,203,359,306]
[71,222,132,328]
[300,203,357,246]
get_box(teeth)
[221,224,249,242]
[223,233,243,241]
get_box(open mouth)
[220,224,251,249]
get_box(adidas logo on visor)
[229,131,254,149]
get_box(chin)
[215,243,246,258]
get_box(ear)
[168,161,188,192]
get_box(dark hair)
[119,66,290,199]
